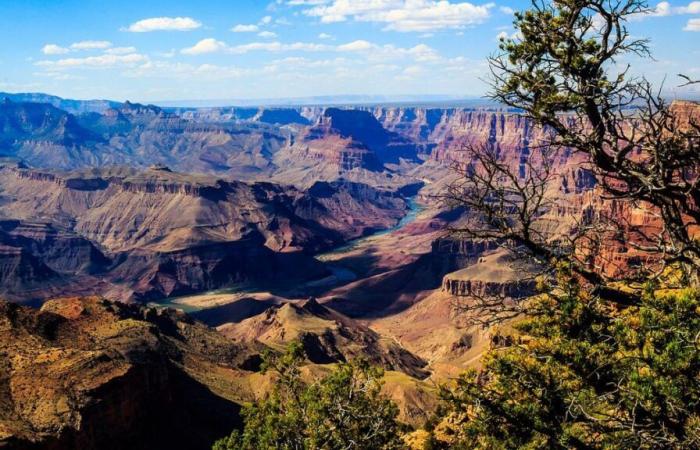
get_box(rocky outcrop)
[441,249,539,299]
[271,108,425,188]
[1,99,290,178]
[430,238,499,270]
[256,108,310,125]
[219,297,429,379]
[442,276,537,298]
[0,296,262,450]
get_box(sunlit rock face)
[0,164,408,303]
[0,296,261,450]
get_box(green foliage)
[213,343,403,450]
[432,279,700,449]
[428,0,700,446]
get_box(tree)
[433,273,700,448]
[213,343,404,450]
[431,0,700,448]
[444,0,700,308]
[489,0,700,283]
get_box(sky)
[0,0,698,103]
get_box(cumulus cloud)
[287,0,327,4]
[105,46,138,55]
[318,32,334,39]
[258,31,278,38]
[232,24,260,32]
[42,41,116,55]
[123,60,250,80]
[402,65,424,75]
[70,40,112,50]
[181,38,228,55]
[36,53,148,69]
[126,17,201,32]
[335,40,440,61]
[336,40,374,51]
[229,41,331,54]
[42,44,69,55]
[181,39,332,55]
[496,30,520,41]
[656,1,700,15]
[299,0,494,32]
[637,1,700,17]
[685,17,700,30]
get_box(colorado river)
[316,196,425,261]
[152,196,424,311]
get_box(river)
[151,196,424,311]
[316,196,424,260]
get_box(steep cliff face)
[272,108,425,188]
[110,237,329,301]
[275,109,387,176]
[0,99,101,147]
[441,249,539,298]
[1,100,289,178]
[0,166,406,253]
[0,220,110,275]
[0,244,59,293]
[255,108,310,125]
[0,296,261,450]
[0,165,411,302]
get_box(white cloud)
[287,0,327,4]
[228,41,331,54]
[496,30,520,41]
[232,24,260,32]
[70,40,112,50]
[36,53,148,69]
[258,31,278,38]
[336,40,374,51]
[42,41,116,56]
[260,15,273,24]
[301,0,494,32]
[105,46,138,55]
[642,1,700,17]
[335,40,440,61]
[685,17,700,30]
[42,44,69,55]
[318,32,334,39]
[34,71,84,80]
[123,60,250,80]
[181,38,228,55]
[403,65,424,75]
[126,17,202,32]
[499,6,514,14]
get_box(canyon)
[1,92,697,449]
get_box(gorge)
[2,91,698,449]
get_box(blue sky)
[0,0,698,103]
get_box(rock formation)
[0,296,262,450]
[218,297,429,379]
[0,165,410,302]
